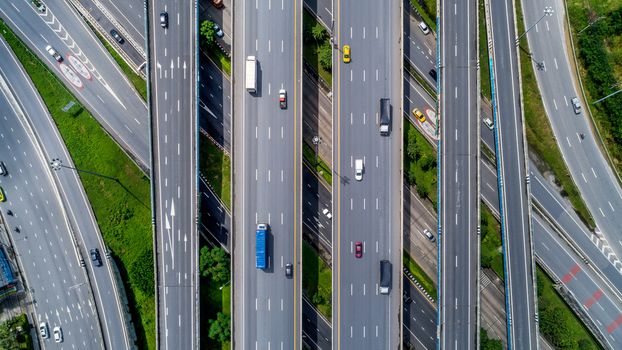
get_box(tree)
[0,319,19,350]
[318,42,332,71]
[311,23,328,43]
[200,246,230,283]
[200,20,216,48]
[208,312,231,343]
[407,128,421,160]
[130,248,155,296]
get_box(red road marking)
[584,290,603,309]
[607,314,622,333]
[562,264,581,284]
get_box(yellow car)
[412,108,426,123]
[343,45,351,63]
[0,187,5,202]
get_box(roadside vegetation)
[408,0,436,32]
[537,268,600,349]
[404,117,438,206]
[303,9,332,86]
[302,142,332,185]
[403,250,436,300]
[567,1,622,177]
[514,2,595,229]
[200,245,231,350]
[479,0,492,100]
[199,134,231,210]
[90,25,147,101]
[480,328,503,350]
[480,204,503,278]
[200,20,231,76]
[0,314,32,350]
[302,241,332,320]
[0,20,155,349]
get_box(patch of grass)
[206,48,231,77]
[480,204,504,278]
[0,314,33,350]
[480,328,503,349]
[0,20,155,349]
[302,241,332,320]
[514,2,595,230]
[200,273,231,349]
[199,134,231,209]
[404,117,438,206]
[302,142,332,185]
[403,250,436,300]
[409,0,436,32]
[90,24,147,101]
[537,267,601,349]
[479,0,491,100]
[302,9,332,86]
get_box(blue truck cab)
[256,224,268,269]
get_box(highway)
[0,1,150,169]
[522,0,622,263]
[0,39,107,349]
[332,0,402,348]
[231,0,302,348]
[438,0,480,347]
[147,0,198,349]
[487,0,539,347]
[0,28,136,349]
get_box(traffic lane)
[199,53,231,150]
[0,89,103,349]
[302,297,332,350]
[0,37,133,349]
[303,166,332,249]
[0,3,150,167]
[96,0,145,45]
[199,179,231,250]
[533,215,622,347]
[403,0,436,87]
[523,0,622,260]
[403,276,436,350]
[489,0,538,345]
[303,0,333,30]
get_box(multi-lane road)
[148,1,198,349]
[232,0,302,348]
[487,0,539,347]
[438,0,480,347]
[332,0,402,348]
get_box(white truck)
[245,56,257,93]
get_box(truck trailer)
[379,260,392,294]
[256,224,268,269]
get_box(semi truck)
[379,98,391,136]
[246,56,257,93]
[379,260,392,294]
[256,224,268,269]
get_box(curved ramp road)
[232,0,303,348]
[0,37,133,349]
[0,0,150,169]
[0,42,104,349]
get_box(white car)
[571,97,582,114]
[322,208,332,219]
[214,24,224,38]
[423,229,435,242]
[419,21,430,35]
[39,322,48,339]
[483,117,494,130]
[45,45,62,62]
[354,159,364,181]
[53,326,63,343]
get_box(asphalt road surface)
[0,40,103,349]
[332,0,402,348]
[438,0,479,346]
[148,1,198,349]
[232,0,303,348]
[0,0,150,169]
[488,0,538,347]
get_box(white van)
[355,159,364,181]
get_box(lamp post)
[312,136,322,168]
[49,158,117,181]
[516,7,554,45]
[219,280,230,290]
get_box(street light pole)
[516,7,554,45]
[49,158,118,181]
[593,88,622,105]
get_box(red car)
[355,242,363,258]
[279,89,287,109]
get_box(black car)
[428,69,437,81]
[403,290,412,304]
[285,263,293,278]
[110,29,124,44]
[0,161,6,176]
[90,248,102,266]
[160,12,168,28]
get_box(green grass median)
[0,20,155,349]
[302,142,332,185]
[302,241,332,320]
[199,134,231,210]
[403,250,436,300]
